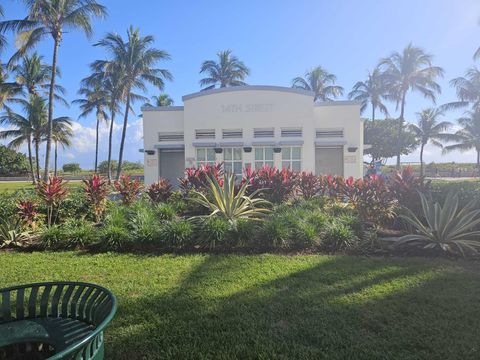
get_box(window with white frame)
[254,147,274,169]
[223,147,243,175]
[281,147,302,171]
[196,148,216,167]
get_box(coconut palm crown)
[292,66,344,102]
[199,50,250,90]
[348,67,389,122]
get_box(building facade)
[142,85,363,185]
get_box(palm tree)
[380,43,444,168]
[409,107,453,176]
[12,52,66,103]
[450,67,480,111]
[199,50,249,90]
[0,5,6,53]
[0,0,107,181]
[73,80,108,172]
[50,116,73,176]
[348,67,389,122]
[292,66,344,102]
[443,111,480,173]
[0,65,22,110]
[95,26,172,180]
[0,95,47,182]
[151,93,173,106]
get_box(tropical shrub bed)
[1,165,480,258]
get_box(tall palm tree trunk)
[396,93,406,169]
[43,38,60,181]
[371,104,376,124]
[107,109,116,183]
[477,149,480,177]
[116,91,131,180]
[34,140,40,181]
[419,142,425,177]
[54,140,58,177]
[27,135,36,185]
[94,116,100,173]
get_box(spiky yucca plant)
[190,173,271,227]
[387,192,480,257]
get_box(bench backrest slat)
[1,291,11,321]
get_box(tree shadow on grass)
[105,255,480,360]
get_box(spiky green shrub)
[386,192,480,257]
[199,217,231,249]
[0,217,30,248]
[161,220,194,247]
[190,173,271,226]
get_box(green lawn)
[1,252,479,359]
[0,181,83,193]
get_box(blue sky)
[1,0,480,169]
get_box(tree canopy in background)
[0,144,29,175]
[364,119,419,162]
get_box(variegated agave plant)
[189,173,271,226]
[387,192,480,257]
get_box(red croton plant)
[36,176,69,226]
[83,174,110,222]
[114,175,143,205]
[146,178,173,203]
[179,163,224,193]
[16,200,39,228]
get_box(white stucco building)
[142,85,363,185]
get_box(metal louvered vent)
[281,128,302,137]
[254,128,275,138]
[195,129,215,139]
[158,132,184,142]
[316,129,344,138]
[222,129,243,139]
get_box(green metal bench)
[0,282,117,360]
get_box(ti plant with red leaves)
[16,200,39,228]
[245,166,298,203]
[388,166,430,216]
[341,175,397,224]
[36,176,69,227]
[83,174,110,222]
[297,171,322,199]
[146,178,173,203]
[114,175,143,205]
[179,163,224,194]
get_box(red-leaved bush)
[83,174,110,222]
[387,166,430,215]
[245,166,298,203]
[340,175,397,224]
[179,163,223,193]
[114,175,142,205]
[298,171,322,199]
[17,200,38,227]
[146,178,173,203]
[36,176,69,226]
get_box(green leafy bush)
[430,180,480,208]
[161,220,194,247]
[131,204,162,243]
[230,218,257,246]
[321,222,358,252]
[41,225,67,249]
[63,219,98,249]
[260,216,291,248]
[199,217,231,249]
[154,202,177,221]
[100,224,131,251]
